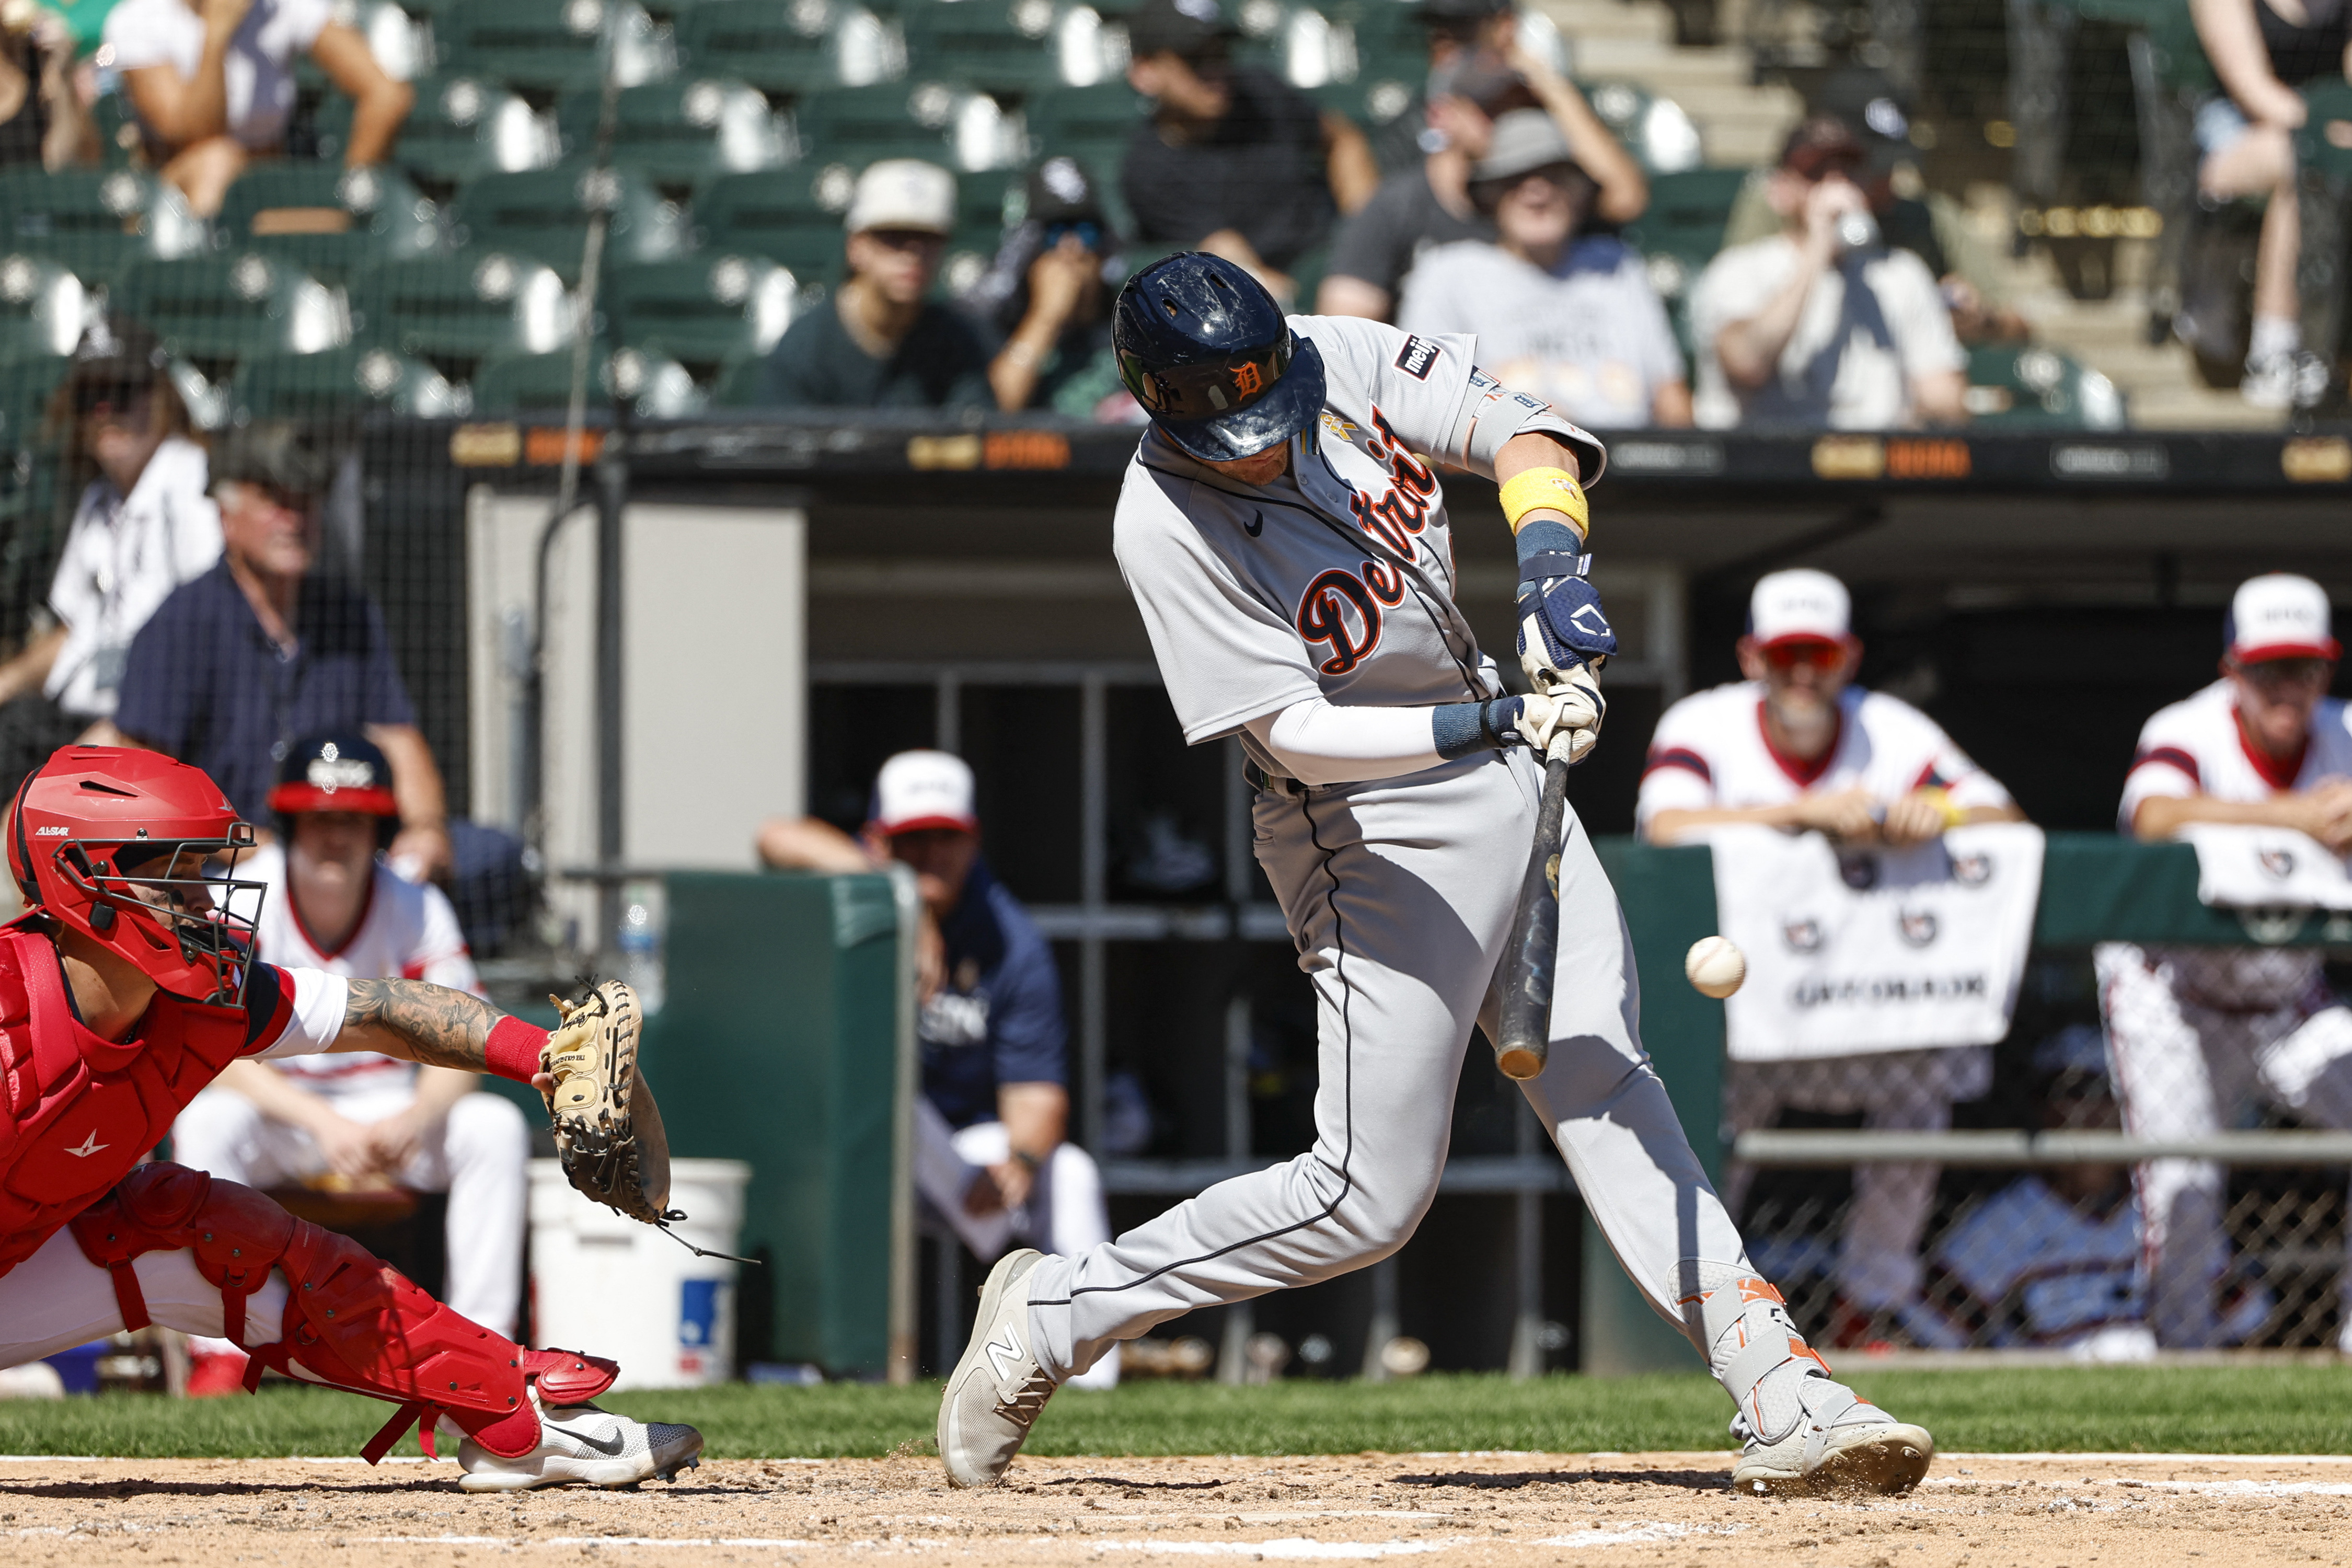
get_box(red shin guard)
[70,1166,617,1464]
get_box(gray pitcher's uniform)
[1023,314,1755,1377]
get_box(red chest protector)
[0,926,259,1277]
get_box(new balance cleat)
[937,1247,1056,1489]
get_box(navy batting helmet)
[1113,252,1326,463]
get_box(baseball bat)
[1493,739,1575,1080]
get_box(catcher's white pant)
[2096,942,2352,1349]
[1720,1046,1992,1313]
[0,1225,291,1367]
[171,1085,528,1341]
[913,1098,1120,1389]
[1023,751,1750,1383]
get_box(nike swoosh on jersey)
[1244,511,1264,537]
[544,1421,626,1456]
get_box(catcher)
[0,746,696,1490]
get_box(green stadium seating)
[436,0,663,94]
[0,170,205,278]
[1620,168,1749,284]
[2299,79,2352,179]
[230,345,468,419]
[348,252,574,360]
[216,165,445,282]
[556,80,790,183]
[93,90,143,171]
[470,343,707,413]
[674,0,896,94]
[1964,343,2127,428]
[1021,82,1144,167]
[0,256,91,362]
[0,353,67,525]
[451,164,688,272]
[691,168,854,278]
[793,83,998,168]
[1579,79,1704,174]
[606,256,801,366]
[709,347,769,406]
[318,75,562,185]
[901,0,1070,93]
[110,255,352,366]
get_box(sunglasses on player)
[1761,639,1845,670]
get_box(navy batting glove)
[1517,575,1617,671]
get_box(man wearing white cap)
[755,752,1118,1387]
[758,159,994,409]
[1636,568,2024,1347]
[2099,573,2352,1348]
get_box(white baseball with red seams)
[1686,936,1747,999]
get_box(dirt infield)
[3,1450,2349,1565]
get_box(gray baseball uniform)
[1023,314,1757,1382]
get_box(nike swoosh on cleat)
[545,1422,627,1457]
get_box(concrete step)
[1573,36,1753,85]
[1544,0,1677,43]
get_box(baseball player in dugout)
[2100,573,2352,1348]
[0,746,702,1489]
[756,752,1121,1388]
[170,732,529,1393]
[935,250,1935,1497]
[1636,569,2026,1349]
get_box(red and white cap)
[871,750,979,836]
[1748,569,1852,649]
[2228,573,2340,663]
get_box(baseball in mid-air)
[1685,936,1747,999]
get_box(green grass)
[7,1367,2352,1460]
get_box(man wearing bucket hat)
[2100,573,2352,1348]
[1398,107,1690,428]
[170,732,528,1392]
[934,253,1940,1499]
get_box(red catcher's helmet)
[7,748,264,1006]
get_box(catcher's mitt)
[544,980,675,1227]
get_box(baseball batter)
[2099,573,2352,1348]
[936,252,1935,1497]
[0,746,700,1489]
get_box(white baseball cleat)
[457,1400,705,1491]
[1728,1379,1933,1497]
[938,1247,1057,1489]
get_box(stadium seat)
[470,343,706,414]
[691,168,855,279]
[435,0,674,93]
[318,76,562,185]
[556,80,790,184]
[451,164,688,273]
[1620,167,1750,298]
[1021,82,1145,167]
[109,255,353,366]
[216,165,445,282]
[348,252,574,361]
[0,256,91,362]
[708,347,769,405]
[794,83,1019,171]
[0,169,206,278]
[230,345,469,419]
[1963,343,2127,429]
[1579,80,1704,175]
[902,0,1097,94]
[674,0,899,94]
[606,256,802,369]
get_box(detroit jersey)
[243,843,482,1094]
[2118,679,2352,829]
[1636,681,2013,836]
[1112,315,1601,769]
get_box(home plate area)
[3,1451,2349,1566]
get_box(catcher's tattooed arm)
[332,978,549,1081]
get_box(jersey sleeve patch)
[240,963,293,1052]
[1392,335,1440,380]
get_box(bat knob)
[1495,1044,1547,1081]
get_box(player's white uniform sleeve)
[249,967,352,1059]
[1248,697,1445,786]
[1898,706,2013,811]
[1290,314,1605,483]
[416,884,486,996]
[1634,696,1721,838]
[2116,706,2202,832]
[1113,465,1327,744]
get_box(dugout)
[395,412,2352,1376]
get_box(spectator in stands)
[1924,1027,2155,1359]
[755,750,1119,1389]
[1120,0,1377,305]
[759,159,994,410]
[0,2,97,168]
[1689,117,1968,430]
[969,157,1132,418]
[0,318,216,803]
[106,0,414,217]
[1396,108,1689,426]
[2100,573,2352,1348]
[2190,0,2352,407]
[1638,569,2026,1347]
[95,420,455,883]
[1318,38,1646,320]
[172,732,527,1392]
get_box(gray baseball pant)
[1024,748,1751,1379]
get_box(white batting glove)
[1516,650,1605,766]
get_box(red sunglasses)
[1761,639,1844,670]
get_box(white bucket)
[528,1157,752,1390]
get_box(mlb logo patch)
[1393,336,1439,379]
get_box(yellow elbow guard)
[1499,467,1589,535]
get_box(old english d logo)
[1231,360,1265,400]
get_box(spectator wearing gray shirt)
[1396,110,1689,428]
